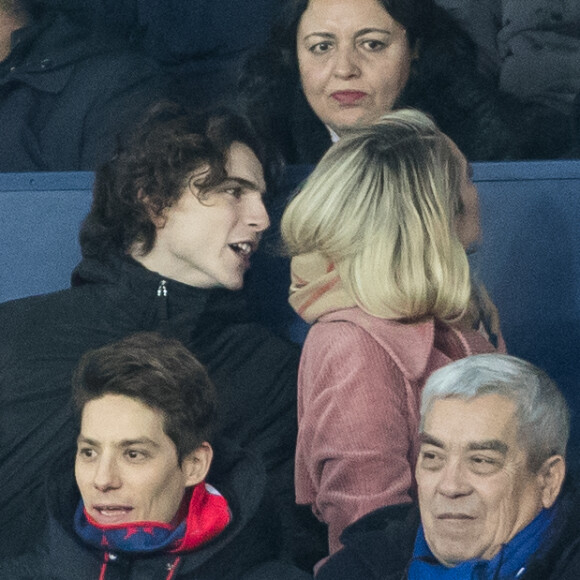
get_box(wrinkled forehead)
[423,395,520,451]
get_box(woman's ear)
[182,442,213,487]
[537,455,566,509]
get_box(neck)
[0,6,29,62]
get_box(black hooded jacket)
[0,439,312,580]
[0,251,300,559]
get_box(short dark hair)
[79,100,267,259]
[72,332,218,463]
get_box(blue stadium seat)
[0,172,92,302]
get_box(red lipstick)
[331,91,367,105]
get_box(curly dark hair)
[72,331,218,463]
[80,100,267,259]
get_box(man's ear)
[182,442,213,487]
[412,39,421,62]
[537,455,565,509]
[137,188,166,228]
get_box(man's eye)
[223,187,243,198]
[125,449,147,461]
[420,450,444,470]
[78,448,95,459]
[470,456,501,474]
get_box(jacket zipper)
[157,280,168,321]
[99,552,181,579]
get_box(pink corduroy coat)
[295,307,503,556]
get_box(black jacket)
[240,4,573,165]
[0,252,300,559]
[0,10,166,171]
[317,479,580,580]
[0,440,312,580]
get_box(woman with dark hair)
[240,0,566,165]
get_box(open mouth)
[92,505,134,523]
[229,241,254,257]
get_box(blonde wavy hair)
[281,109,472,321]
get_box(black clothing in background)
[35,0,285,109]
[0,9,167,171]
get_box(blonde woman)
[281,109,504,558]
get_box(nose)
[93,455,122,492]
[245,193,270,233]
[436,458,472,498]
[333,45,361,79]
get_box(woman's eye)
[361,39,386,51]
[309,41,332,54]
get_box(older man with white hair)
[317,354,580,579]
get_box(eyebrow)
[419,433,508,455]
[419,433,445,448]
[77,436,160,449]
[222,177,266,195]
[302,28,392,41]
[355,28,392,37]
[467,440,508,454]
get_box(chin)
[330,113,377,134]
[221,278,244,292]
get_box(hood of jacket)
[317,308,495,383]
